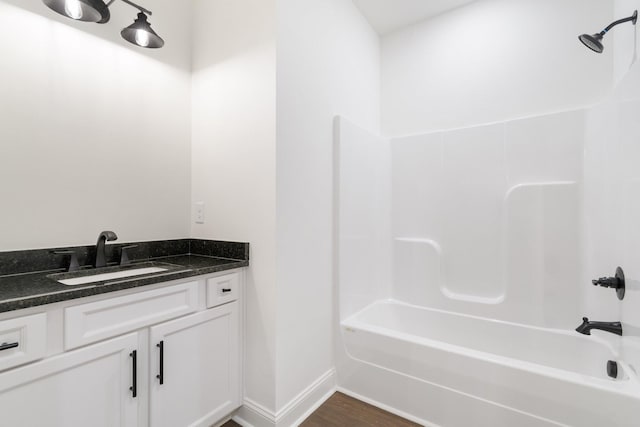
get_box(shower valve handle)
[592,277,620,288]
[591,267,626,301]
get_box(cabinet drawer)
[206,273,239,308]
[0,313,47,372]
[65,281,199,350]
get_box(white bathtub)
[340,300,640,427]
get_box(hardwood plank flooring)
[300,393,420,427]
[222,392,420,427]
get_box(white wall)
[613,0,640,85]
[190,0,278,414]
[381,0,613,136]
[0,0,192,250]
[275,0,380,413]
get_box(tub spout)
[576,317,622,336]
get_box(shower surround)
[335,66,640,426]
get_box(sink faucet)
[95,231,118,268]
[576,317,623,336]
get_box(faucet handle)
[120,245,138,266]
[591,267,625,300]
[592,277,619,288]
[51,250,80,272]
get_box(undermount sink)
[57,267,169,286]
[48,262,182,286]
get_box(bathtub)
[340,300,640,427]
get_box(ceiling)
[352,0,477,35]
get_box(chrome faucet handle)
[51,250,80,272]
[120,245,139,266]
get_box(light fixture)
[579,10,637,53]
[41,0,165,49]
[121,12,164,49]
[42,0,110,23]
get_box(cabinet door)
[0,332,139,427]
[150,302,239,427]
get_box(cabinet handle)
[129,350,137,398]
[156,341,164,385]
[222,288,232,293]
[0,342,19,351]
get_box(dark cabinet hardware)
[592,266,625,300]
[222,288,232,293]
[156,341,164,385]
[129,350,137,398]
[51,250,80,272]
[0,342,19,351]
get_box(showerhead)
[579,10,637,54]
[579,33,604,53]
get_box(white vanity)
[0,268,243,427]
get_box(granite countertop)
[0,239,249,313]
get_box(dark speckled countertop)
[0,239,249,313]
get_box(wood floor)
[222,392,420,426]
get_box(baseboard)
[277,368,336,426]
[234,398,276,427]
[233,368,336,427]
[336,386,434,427]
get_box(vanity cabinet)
[0,269,243,427]
[149,303,239,427]
[0,333,139,427]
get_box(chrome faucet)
[95,231,118,268]
[575,317,623,336]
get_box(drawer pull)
[129,350,137,398]
[156,341,164,385]
[221,288,232,293]
[0,342,19,351]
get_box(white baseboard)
[278,368,336,426]
[234,398,275,427]
[233,368,336,427]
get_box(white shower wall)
[336,118,391,320]
[584,60,640,373]
[338,111,585,329]
[391,112,584,328]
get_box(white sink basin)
[57,267,168,286]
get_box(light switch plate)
[195,202,205,224]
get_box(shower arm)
[600,11,637,35]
